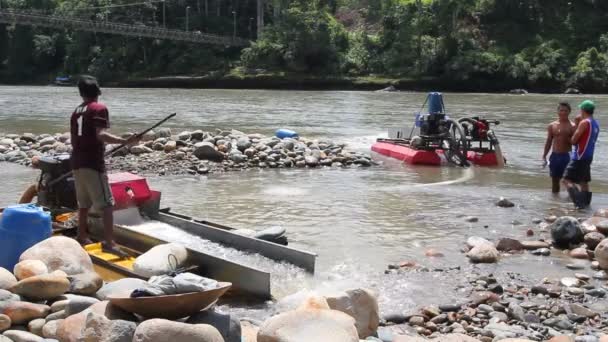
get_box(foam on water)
[126,220,312,297]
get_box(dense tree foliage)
[2,0,608,91]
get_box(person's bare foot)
[77,238,94,246]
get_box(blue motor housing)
[427,92,445,114]
[0,204,52,270]
[276,129,299,139]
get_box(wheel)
[442,119,469,167]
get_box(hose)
[445,119,469,167]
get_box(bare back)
[549,120,575,154]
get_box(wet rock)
[584,232,605,250]
[439,304,461,313]
[551,217,584,248]
[488,284,503,294]
[560,277,581,287]
[164,141,177,153]
[9,274,70,300]
[129,145,153,155]
[13,261,48,281]
[596,220,608,235]
[27,318,45,336]
[521,241,551,250]
[569,247,589,259]
[496,197,515,208]
[567,304,598,318]
[408,316,425,326]
[19,237,93,275]
[3,330,43,341]
[325,288,379,338]
[2,302,50,325]
[0,314,10,332]
[95,278,148,300]
[304,156,319,167]
[594,239,608,270]
[68,273,103,296]
[0,268,17,290]
[465,216,479,223]
[193,142,224,162]
[186,309,240,342]
[64,296,100,316]
[382,313,407,324]
[531,285,548,295]
[467,236,492,249]
[467,244,500,263]
[82,312,137,342]
[133,243,188,278]
[496,238,525,252]
[42,319,62,339]
[424,249,444,258]
[508,302,526,322]
[531,248,551,256]
[592,270,607,280]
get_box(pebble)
[567,287,585,296]
[531,248,551,256]
[574,273,590,281]
[439,304,461,312]
[560,277,581,287]
[408,316,425,326]
[585,288,605,298]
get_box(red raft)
[371,141,499,166]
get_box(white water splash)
[411,167,475,188]
[262,186,310,197]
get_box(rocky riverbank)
[0,129,374,176]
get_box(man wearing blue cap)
[563,100,600,209]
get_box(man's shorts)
[73,168,114,211]
[549,153,570,178]
[564,158,592,184]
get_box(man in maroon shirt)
[70,76,138,254]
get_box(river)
[1,86,607,318]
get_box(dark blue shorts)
[549,153,570,178]
[565,158,592,183]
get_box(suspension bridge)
[0,8,250,46]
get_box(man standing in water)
[563,100,600,209]
[70,76,138,254]
[542,102,575,193]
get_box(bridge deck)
[0,9,249,47]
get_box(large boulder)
[68,273,103,296]
[56,301,134,342]
[0,314,10,332]
[13,261,48,281]
[132,319,224,342]
[133,243,188,278]
[186,309,241,342]
[257,308,359,342]
[0,268,17,290]
[551,216,584,248]
[595,239,608,270]
[96,278,147,300]
[3,330,43,342]
[42,319,62,339]
[193,142,224,162]
[467,244,500,263]
[9,274,70,300]
[19,237,93,275]
[82,312,137,342]
[258,295,357,342]
[496,238,524,252]
[1,302,50,325]
[325,288,379,338]
[64,295,100,316]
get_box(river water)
[1,86,607,318]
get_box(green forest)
[2,0,608,92]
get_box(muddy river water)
[1,86,607,319]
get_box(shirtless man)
[542,102,575,193]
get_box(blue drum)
[0,204,52,270]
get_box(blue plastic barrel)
[427,92,445,114]
[275,129,299,139]
[0,204,52,270]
